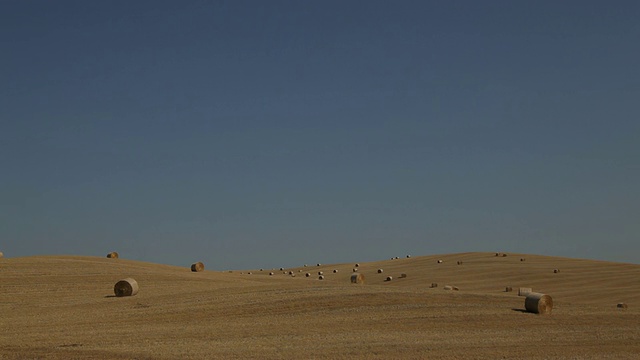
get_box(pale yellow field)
[1,252,639,359]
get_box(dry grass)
[0,252,639,359]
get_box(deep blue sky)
[2,1,638,269]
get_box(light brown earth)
[1,252,639,359]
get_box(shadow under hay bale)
[524,293,553,315]
[106,252,119,259]
[114,278,138,297]
[617,303,628,309]
[191,262,205,272]
[518,287,532,296]
[351,273,365,284]
[400,273,407,278]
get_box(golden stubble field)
[1,252,639,359]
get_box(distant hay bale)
[385,276,393,281]
[0,251,4,258]
[333,269,338,273]
[190,262,205,272]
[518,287,532,296]
[457,261,462,265]
[554,269,560,273]
[114,278,138,297]
[304,264,308,267]
[260,268,263,271]
[395,256,399,259]
[377,268,384,274]
[269,272,274,276]
[280,268,284,271]
[520,258,526,262]
[505,286,513,292]
[400,273,407,278]
[318,275,324,280]
[288,271,294,275]
[452,286,459,291]
[106,252,119,259]
[317,263,321,266]
[318,271,323,275]
[355,263,360,267]
[502,253,508,257]
[437,260,443,263]
[305,273,311,277]
[247,272,252,275]
[443,285,453,290]
[290,273,296,277]
[430,283,438,288]
[353,268,358,272]
[495,253,500,257]
[525,293,553,315]
[617,303,628,309]
[299,269,302,272]
[406,255,411,258]
[351,273,365,284]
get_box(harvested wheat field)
[1,252,639,359]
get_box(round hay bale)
[502,253,508,257]
[395,257,399,259]
[318,271,323,275]
[269,272,274,276]
[505,286,513,292]
[247,272,252,275]
[190,262,205,272]
[437,260,443,263]
[553,269,560,273]
[377,268,384,274]
[452,286,459,291]
[525,292,553,315]
[280,267,284,271]
[350,273,365,284]
[352,268,358,272]
[0,251,4,258]
[318,275,324,280]
[290,273,296,277]
[305,273,311,277]
[617,303,628,309]
[317,263,321,266]
[495,253,500,256]
[333,269,338,273]
[304,264,308,267]
[114,278,138,297]
[406,255,411,258]
[400,273,407,278]
[443,285,453,290]
[430,282,438,288]
[289,271,294,275]
[520,258,526,262]
[106,252,119,259]
[457,261,462,265]
[385,276,393,281]
[518,287,532,296]
[299,269,302,272]
[355,263,360,267]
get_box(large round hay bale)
[505,286,513,292]
[0,251,4,258]
[333,269,338,273]
[377,268,383,274]
[437,259,443,263]
[385,276,393,281]
[617,303,628,309]
[318,271,323,275]
[350,273,365,284]
[352,268,358,272]
[106,252,119,259]
[443,285,453,290]
[430,282,438,288]
[316,263,321,266]
[305,272,311,277]
[318,275,324,280]
[525,293,553,314]
[269,272,274,276]
[400,273,407,278]
[190,262,204,272]
[114,278,138,297]
[457,261,462,265]
[553,269,560,273]
[406,255,411,258]
[355,263,360,267]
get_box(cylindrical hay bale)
[317,263,321,266]
[289,271,294,275]
[452,286,459,291]
[495,253,500,257]
[318,275,324,280]
[395,256,399,259]
[280,267,284,271]
[505,286,513,292]
[355,263,360,267]
[437,260,443,263]
[406,255,411,258]
[457,261,462,265]
[518,287,532,296]
[553,269,560,273]
[190,262,205,272]
[305,272,311,277]
[269,272,274,276]
[385,276,393,281]
[443,285,453,290]
[350,273,365,284]
[304,264,308,267]
[377,269,384,274]
[107,252,119,259]
[318,271,323,275]
[520,258,526,262]
[617,303,628,309]
[114,278,138,297]
[352,268,358,272]
[400,273,407,278]
[333,269,338,273]
[430,282,438,288]
[525,292,553,315]
[0,251,4,258]
[290,273,296,277]
[502,253,508,257]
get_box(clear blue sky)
[2,1,638,269]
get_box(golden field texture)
[1,252,639,359]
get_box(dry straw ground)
[1,252,639,359]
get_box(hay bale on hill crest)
[191,262,205,272]
[107,252,119,259]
